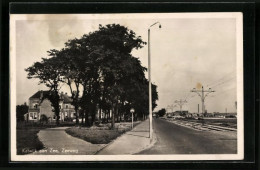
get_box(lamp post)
[148,22,161,141]
[130,108,135,129]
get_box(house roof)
[60,93,73,103]
[29,90,73,104]
[29,90,49,99]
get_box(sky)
[13,13,240,113]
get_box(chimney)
[40,90,43,99]
[60,91,64,99]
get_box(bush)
[64,117,73,122]
[40,114,48,124]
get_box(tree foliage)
[157,108,166,117]
[25,55,64,125]
[25,24,158,128]
[16,102,28,122]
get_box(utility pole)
[174,99,187,115]
[191,86,215,117]
[148,21,161,141]
[167,104,177,113]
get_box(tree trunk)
[85,108,89,127]
[106,110,109,123]
[111,103,115,129]
[75,106,79,125]
[99,107,102,124]
[115,102,119,123]
[81,110,84,125]
[119,111,122,122]
[91,104,97,126]
[54,105,60,125]
[56,113,60,125]
[75,109,79,125]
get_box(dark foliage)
[16,102,28,122]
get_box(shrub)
[40,114,48,124]
[64,117,73,122]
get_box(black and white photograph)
[10,13,243,161]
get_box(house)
[25,90,75,122]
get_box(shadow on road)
[126,133,149,138]
[131,130,149,132]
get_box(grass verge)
[16,121,76,155]
[65,128,124,144]
[65,121,140,144]
[17,128,44,155]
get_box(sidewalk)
[96,119,156,155]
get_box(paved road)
[31,127,105,155]
[138,118,237,154]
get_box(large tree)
[55,48,84,124]
[88,24,147,128]
[16,102,28,122]
[26,23,159,127]
[25,53,64,125]
[62,24,150,128]
[63,35,103,127]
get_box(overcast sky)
[13,13,240,113]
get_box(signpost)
[130,108,135,129]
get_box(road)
[138,118,237,154]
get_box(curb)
[131,131,157,155]
[93,142,111,155]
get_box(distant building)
[166,110,188,118]
[213,112,237,118]
[203,112,214,117]
[25,90,75,122]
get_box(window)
[65,104,69,109]
[29,112,37,120]
[29,113,33,119]
[34,112,37,119]
[32,103,38,109]
[65,112,68,117]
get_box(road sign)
[130,108,135,113]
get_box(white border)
[10,12,244,161]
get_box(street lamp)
[148,21,161,141]
[130,108,135,129]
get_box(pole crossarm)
[190,86,215,115]
[174,99,187,106]
[167,104,177,113]
[174,99,187,114]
